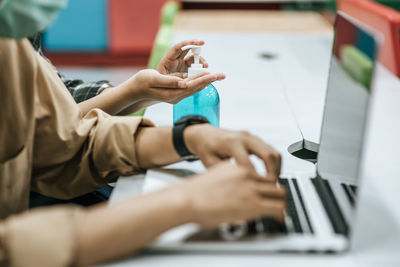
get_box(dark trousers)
[29,185,114,208]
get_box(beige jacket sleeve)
[28,38,154,199]
[0,37,154,266]
[0,206,84,267]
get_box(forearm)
[135,127,182,168]
[75,185,191,266]
[135,124,207,169]
[77,84,141,116]
[117,99,160,116]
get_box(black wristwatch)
[173,115,209,161]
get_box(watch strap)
[173,122,194,160]
[172,115,209,161]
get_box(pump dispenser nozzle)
[182,45,205,78]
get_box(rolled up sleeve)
[0,206,84,267]
[28,44,155,200]
[32,108,154,199]
[87,111,153,178]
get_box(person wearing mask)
[0,1,286,266]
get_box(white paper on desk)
[144,163,204,245]
[143,156,270,195]
[143,161,205,193]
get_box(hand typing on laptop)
[184,124,282,182]
[75,123,285,265]
[173,162,286,229]
[135,123,282,179]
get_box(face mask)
[0,0,67,39]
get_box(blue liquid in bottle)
[173,84,220,127]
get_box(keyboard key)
[349,185,358,195]
[341,183,355,206]
[247,220,257,235]
[312,177,349,235]
[279,178,303,233]
[292,179,314,233]
[261,217,287,234]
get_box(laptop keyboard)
[312,178,349,235]
[340,183,358,207]
[279,178,303,233]
[220,177,314,240]
[247,177,309,235]
[220,177,357,240]
[292,179,314,233]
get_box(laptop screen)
[316,12,378,185]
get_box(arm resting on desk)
[75,162,286,266]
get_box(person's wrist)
[123,74,148,102]
[134,77,149,100]
[183,123,209,156]
[113,82,137,104]
[163,182,198,224]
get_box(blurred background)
[43,0,400,66]
[42,0,400,85]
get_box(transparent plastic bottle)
[173,45,220,127]
[173,84,220,127]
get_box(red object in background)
[109,0,168,55]
[338,0,400,77]
[333,14,357,61]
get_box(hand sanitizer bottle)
[173,45,220,127]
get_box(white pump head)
[182,45,205,78]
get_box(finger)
[185,71,225,82]
[253,182,286,199]
[168,40,205,60]
[229,142,255,172]
[210,160,237,172]
[180,78,220,99]
[185,55,209,68]
[174,73,225,101]
[199,57,208,68]
[244,136,281,182]
[152,73,187,89]
[178,73,212,98]
[185,71,210,81]
[186,73,225,90]
[151,87,188,98]
[184,73,225,98]
[257,199,286,223]
[150,72,212,103]
[200,153,224,168]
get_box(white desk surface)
[172,32,333,149]
[104,32,400,267]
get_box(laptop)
[142,12,380,253]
